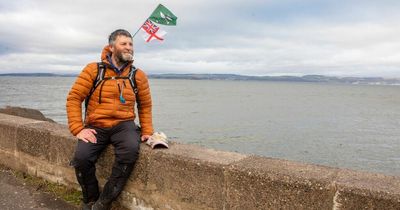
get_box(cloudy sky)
[1,0,400,77]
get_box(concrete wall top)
[0,112,399,209]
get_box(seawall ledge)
[0,112,399,209]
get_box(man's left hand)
[141,135,151,142]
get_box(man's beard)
[115,50,133,64]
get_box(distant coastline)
[1,73,400,85]
[0,73,76,77]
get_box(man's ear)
[109,44,114,53]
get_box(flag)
[133,4,177,43]
[149,4,177,26]
[141,19,166,43]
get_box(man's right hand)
[76,128,97,143]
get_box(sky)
[1,0,400,77]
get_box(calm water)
[0,76,399,176]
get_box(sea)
[0,76,399,176]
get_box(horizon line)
[1,72,400,80]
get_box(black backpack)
[84,62,139,120]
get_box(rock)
[0,106,55,122]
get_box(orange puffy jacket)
[66,45,153,136]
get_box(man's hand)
[141,135,151,142]
[76,128,97,143]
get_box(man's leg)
[71,126,110,208]
[92,121,140,210]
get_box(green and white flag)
[149,4,177,26]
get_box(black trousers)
[71,120,141,203]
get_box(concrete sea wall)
[0,112,399,209]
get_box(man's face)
[111,35,133,63]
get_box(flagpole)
[132,4,160,38]
[132,19,148,38]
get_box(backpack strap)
[128,65,139,107]
[94,63,106,88]
[84,62,106,122]
[83,63,139,124]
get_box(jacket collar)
[100,45,133,74]
[106,54,129,74]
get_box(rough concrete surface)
[0,106,55,122]
[148,148,226,209]
[226,156,338,210]
[1,111,400,210]
[335,169,400,210]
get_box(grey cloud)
[1,0,400,77]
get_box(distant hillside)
[148,74,400,85]
[1,73,400,85]
[0,73,76,77]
